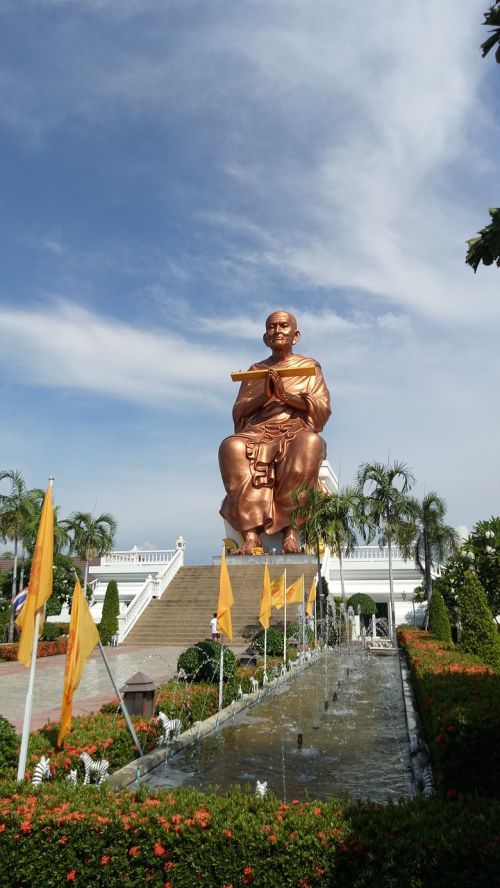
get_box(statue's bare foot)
[281,527,301,554]
[235,531,261,555]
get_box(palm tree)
[357,460,416,639]
[412,492,458,626]
[63,511,117,594]
[321,486,363,602]
[290,484,330,639]
[0,470,44,642]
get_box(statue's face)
[264,312,300,350]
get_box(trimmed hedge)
[99,579,120,645]
[0,639,68,661]
[428,589,452,644]
[459,569,500,670]
[0,782,499,887]
[398,627,500,798]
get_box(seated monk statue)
[219,310,331,554]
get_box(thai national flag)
[13,587,28,617]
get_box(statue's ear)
[263,332,270,348]
[293,328,301,345]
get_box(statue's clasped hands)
[264,368,288,403]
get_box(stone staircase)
[123,562,317,646]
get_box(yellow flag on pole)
[217,549,234,640]
[259,564,272,630]
[286,575,304,605]
[16,483,54,667]
[271,572,286,609]
[306,576,317,616]
[58,578,100,747]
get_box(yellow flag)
[306,576,317,616]
[217,549,234,640]
[58,578,100,747]
[286,575,304,605]
[259,564,272,630]
[16,483,54,667]
[271,572,286,609]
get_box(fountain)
[144,646,413,803]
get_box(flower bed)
[0,639,69,661]
[0,781,499,887]
[398,627,500,798]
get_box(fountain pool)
[145,648,413,803]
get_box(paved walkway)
[0,645,188,732]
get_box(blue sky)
[0,0,499,564]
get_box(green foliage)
[433,516,500,622]
[428,588,453,644]
[346,593,377,616]
[40,622,61,642]
[466,207,500,271]
[458,570,500,670]
[0,781,499,887]
[177,640,236,683]
[481,1,500,62]
[99,579,119,645]
[399,627,500,798]
[0,716,19,771]
[252,626,284,656]
[195,639,237,682]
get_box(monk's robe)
[219,353,331,536]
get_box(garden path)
[0,644,193,733]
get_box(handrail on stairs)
[117,546,185,643]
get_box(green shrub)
[40,622,61,642]
[195,639,237,682]
[99,579,119,645]
[0,716,19,773]
[177,646,203,677]
[399,627,500,797]
[346,592,378,615]
[286,621,314,645]
[252,626,284,656]
[0,782,499,887]
[428,588,453,644]
[458,570,500,670]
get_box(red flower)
[312,807,321,816]
[66,872,77,882]
[128,846,140,857]
[101,856,110,865]
[154,842,166,857]
[223,828,233,839]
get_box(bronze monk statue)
[219,310,331,555]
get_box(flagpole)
[17,608,42,781]
[16,476,54,781]
[218,641,224,710]
[98,642,143,756]
[301,575,305,650]
[314,582,318,648]
[283,568,287,665]
[263,628,267,678]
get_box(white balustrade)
[101,549,176,566]
[117,546,184,642]
[341,546,404,560]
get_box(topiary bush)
[177,646,203,677]
[458,570,500,670]
[99,579,119,645]
[177,641,236,683]
[428,588,453,644]
[346,593,378,615]
[195,639,237,682]
[252,626,284,656]
[0,715,19,774]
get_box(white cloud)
[0,300,244,410]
